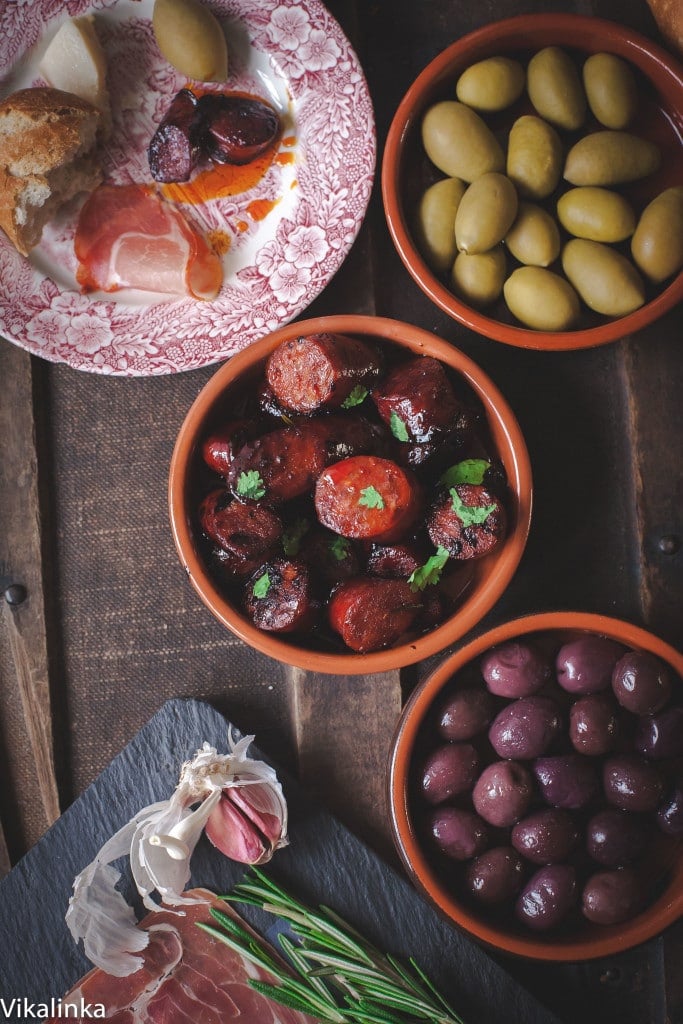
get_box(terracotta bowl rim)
[388,610,683,961]
[381,13,683,351]
[168,314,533,675]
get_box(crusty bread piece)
[0,86,102,256]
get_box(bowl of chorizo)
[169,315,532,673]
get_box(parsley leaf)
[329,536,351,561]
[252,572,271,598]
[341,385,369,409]
[282,518,310,557]
[450,488,496,527]
[236,470,266,500]
[440,459,491,488]
[358,485,385,510]
[408,546,450,591]
[389,411,410,442]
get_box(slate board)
[0,698,559,1023]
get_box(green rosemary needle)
[198,867,467,1024]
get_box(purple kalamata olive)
[488,696,562,760]
[533,754,599,810]
[421,743,480,805]
[511,808,579,865]
[585,808,650,866]
[634,705,683,759]
[569,692,621,756]
[465,846,525,905]
[656,781,683,836]
[581,868,643,925]
[438,686,495,741]
[472,760,534,826]
[515,864,578,931]
[603,754,664,812]
[611,651,673,715]
[428,806,489,860]
[481,641,551,698]
[556,636,625,694]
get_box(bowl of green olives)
[388,612,683,960]
[381,14,683,350]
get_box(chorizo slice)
[201,420,256,476]
[199,489,282,575]
[265,333,383,413]
[372,356,463,443]
[148,88,200,183]
[315,455,422,543]
[299,527,362,588]
[228,416,386,504]
[244,558,317,633]
[328,577,423,653]
[367,540,427,579]
[427,483,507,560]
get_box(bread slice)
[0,86,102,256]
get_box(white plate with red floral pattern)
[0,0,375,375]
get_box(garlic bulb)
[66,731,288,976]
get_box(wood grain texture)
[286,666,402,863]
[0,344,59,855]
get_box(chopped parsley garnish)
[408,546,450,591]
[341,385,369,409]
[252,572,271,598]
[389,411,410,442]
[282,518,310,557]
[450,488,496,527]
[236,470,266,500]
[440,459,491,488]
[329,536,351,561]
[358,485,385,510]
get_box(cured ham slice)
[75,184,223,300]
[51,889,317,1023]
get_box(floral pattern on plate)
[0,0,376,375]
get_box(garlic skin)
[66,731,288,977]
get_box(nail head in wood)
[4,583,27,606]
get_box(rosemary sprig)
[203,867,466,1024]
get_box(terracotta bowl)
[168,315,532,674]
[389,612,683,960]
[382,14,683,350]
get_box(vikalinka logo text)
[1,998,105,1019]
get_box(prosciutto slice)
[52,889,317,1023]
[74,184,223,300]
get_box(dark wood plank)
[0,344,60,855]
[286,666,402,862]
[621,311,683,647]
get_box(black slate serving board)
[0,699,559,1023]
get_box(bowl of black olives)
[388,611,683,959]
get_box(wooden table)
[0,0,681,1020]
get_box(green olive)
[562,238,645,315]
[153,0,228,81]
[421,100,505,182]
[505,202,560,267]
[504,266,580,330]
[507,115,563,200]
[451,246,507,306]
[582,53,638,129]
[414,177,467,272]
[564,131,661,186]
[631,186,683,283]
[455,172,518,254]
[456,56,525,112]
[557,187,636,242]
[527,46,586,131]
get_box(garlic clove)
[205,791,270,863]
[204,771,288,865]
